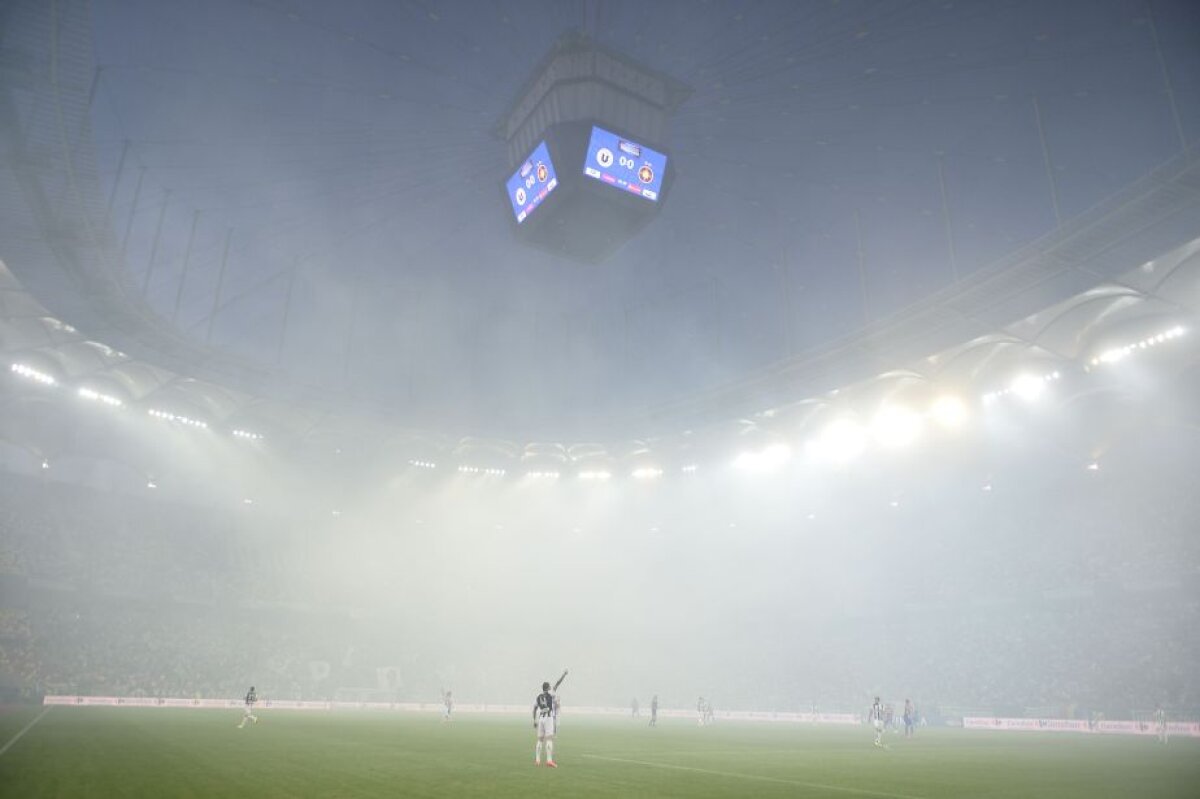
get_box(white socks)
[535,741,542,762]
[545,740,554,761]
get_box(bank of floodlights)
[928,395,969,429]
[458,465,506,476]
[10,363,56,385]
[732,442,792,472]
[871,405,923,449]
[1086,325,1185,369]
[578,470,612,481]
[982,370,1061,404]
[805,419,867,465]
[77,387,123,407]
[147,408,208,429]
[631,466,664,480]
[409,460,437,470]
[232,429,264,441]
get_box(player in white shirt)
[237,686,258,728]
[441,690,453,723]
[1154,705,1168,744]
[533,670,567,767]
[869,697,887,748]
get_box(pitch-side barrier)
[40,698,1197,736]
[963,716,1200,738]
[40,695,856,725]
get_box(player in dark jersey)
[533,669,567,767]
[649,694,658,727]
[237,686,258,728]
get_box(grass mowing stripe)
[0,707,50,758]
[581,752,929,799]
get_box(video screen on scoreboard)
[582,126,667,202]
[506,141,558,224]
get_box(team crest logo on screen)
[515,187,527,206]
[638,165,654,184]
[537,162,548,182]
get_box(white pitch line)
[0,706,51,757]
[581,753,927,799]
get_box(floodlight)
[930,396,968,429]
[872,405,922,448]
[1009,373,1047,402]
[733,442,791,472]
[807,419,866,464]
[632,467,663,480]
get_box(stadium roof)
[2,0,1199,454]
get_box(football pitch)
[1,706,1197,798]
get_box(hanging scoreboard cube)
[497,33,690,263]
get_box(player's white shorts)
[537,715,556,738]
[873,719,883,732]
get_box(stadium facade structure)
[1,0,1199,482]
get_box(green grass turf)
[1,708,1197,798]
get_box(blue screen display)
[506,141,558,224]
[582,126,667,202]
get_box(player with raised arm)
[869,696,887,748]
[237,686,258,729]
[533,669,567,767]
